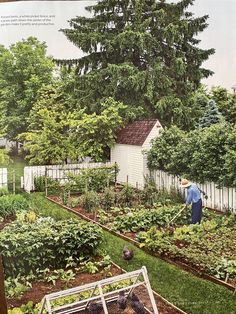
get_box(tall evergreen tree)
[60,0,214,129]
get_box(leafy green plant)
[140,176,159,206]
[117,183,136,207]
[0,217,103,278]
[66,165,117,193]
[0,186,9,196]
[213,258,236,280]
[34,176,46,192]
[5,276,32,299]
[77,190,99,212]
[0,194,29,218]
[99,187,117,210]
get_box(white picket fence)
[152,170,236,213]
[0,168,7,188]
[23,162,113,192]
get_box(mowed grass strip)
[31,193,236,314]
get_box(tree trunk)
[0,256,7,314]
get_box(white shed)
[110,119,162,188]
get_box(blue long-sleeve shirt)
[186,184,201,204]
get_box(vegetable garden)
[44,166,236,288]
[0,166,236,313]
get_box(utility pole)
[0,255,7,314]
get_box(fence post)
[0,255,7,314]
[114,162,118,187]
[12,169,16,194]
[45,167,48,197]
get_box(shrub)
[0,217,103,278]
[0,194,29,218]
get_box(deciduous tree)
[0,37,54,143]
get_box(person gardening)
[180,179,203,224]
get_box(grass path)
[31,193,236,314]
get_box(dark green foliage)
[0,218,103,277]
[0,194,29,218]
[60,0,214,129]
[148,122,236,186]
[211,86,236,124]
[199,100,222,128]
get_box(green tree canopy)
[0,37,54,142]
[148,122,235,186]
[20,85,126,164]
[60,0,214,129]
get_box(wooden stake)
[12,170,16,194]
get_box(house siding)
[142,122,162,179]
[111,144,144,188]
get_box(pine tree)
[199,99,222,128]
[60,0,214,129]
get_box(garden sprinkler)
[167,205,187,227]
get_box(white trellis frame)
[39,266,159,314]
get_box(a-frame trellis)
[39,266,159,314]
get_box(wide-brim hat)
[180,179,191,188]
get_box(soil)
[7,265,181,314]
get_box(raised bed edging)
[46,197,236,294]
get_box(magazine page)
[0,1,236,314]
[0,0,93,59]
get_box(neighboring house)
[110,119,162,188]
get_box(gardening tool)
[167,205,187,227]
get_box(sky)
[0,0,235,90]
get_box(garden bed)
[7,263,184,314]
[47,196,236,291]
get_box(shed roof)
[116,119,161,146]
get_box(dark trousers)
[192,199,202,224]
